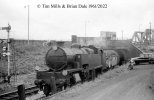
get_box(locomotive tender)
[34,45,126,96]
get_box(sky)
[0,0,153,41]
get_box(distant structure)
[100,31,116,40]
[71,31,117,47]
[132,29,154,44]
[72,35,77,44]
[72,35,97,45]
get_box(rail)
[0,86,39,100]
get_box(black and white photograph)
[0,0,154,100]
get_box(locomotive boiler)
[45,47,94,71]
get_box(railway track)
[35,83,82,100]
[0,86,39,100]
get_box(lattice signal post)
[0,24,11,80]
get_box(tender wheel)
[43,84,51,96]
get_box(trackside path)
[84,67,154,100]
[48,65,154,100]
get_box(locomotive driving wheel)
[69,74,76,86]
[84,71,90,81]
[43,84,51,96]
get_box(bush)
[0,40,50,77]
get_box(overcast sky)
[0,0,153,41]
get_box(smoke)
[87,37,107,48]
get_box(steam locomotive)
[34,45,127,96]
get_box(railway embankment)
[46,64,154,100]
[0,40,49,76]
[0,40,49,94]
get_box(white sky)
[0,0,153,41]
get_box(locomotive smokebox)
[45,47,94,71]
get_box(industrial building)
[72,31,117,46]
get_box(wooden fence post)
[18,84,26,100]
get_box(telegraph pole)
[139,24,141,31]
[28,5,30,45]
[7,24,11,78]
[25,5,30,45]
[150,22,151,44]
[122,30,123,40]
[85,21,87,45]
